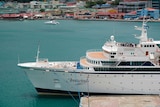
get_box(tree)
[40,8,45,12]
[112,0,120,6]
[85,0,106,8]
[96,0,105,6]
[85,1,96,8]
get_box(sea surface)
[0,19,159,107]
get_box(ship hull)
[23,68,160,95]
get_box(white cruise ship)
[18,20,160,95]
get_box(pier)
[80,95,160,107]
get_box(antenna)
[36,45,40,62]
[134,16,149,42]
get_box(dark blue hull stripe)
[35,88,143,96]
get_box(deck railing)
[86,49,102,53]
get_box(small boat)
[44,20,59,25]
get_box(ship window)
[94,66,160,71]
[110,52,116,55]
[101,61,116,66]
[143,44,155,48]
[111,56,114,58]
[118,61,154,66]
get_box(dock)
[79,95,160,107]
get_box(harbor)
[1,20,160,107]
[0,1,160,107]
[80,95,160,107]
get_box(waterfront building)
[124,8,159,20]
[95,9,124,19]
[123,10,137,19]
[118,0,148,13]
[137,8,159,19]
[151,0,160,13]
[92,3,111,9]
[17,1,59,12]
[29,1,55,10]
[74,9,96,19]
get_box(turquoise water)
[0,20,159,107]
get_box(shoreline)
[1,17,160,22]
[75,18,160,22]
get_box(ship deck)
[80,58,89,66]
[87,51,106,59]
[80,51,107,67]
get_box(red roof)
[138,8,156,11]
[126,11,136,15]
[1,14,20,18]
[146,8,156,11]
[96,12,109,16]
[66,14,74,16]
[96,12,125,16]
